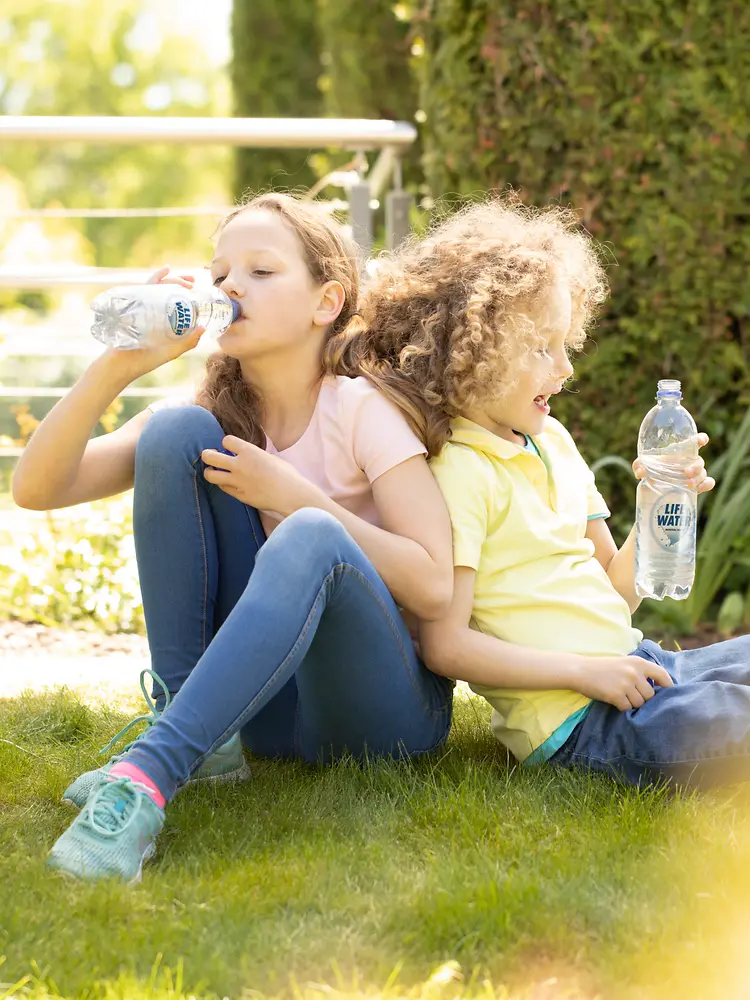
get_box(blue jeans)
[550,636,750,788]
[126,406,453,800]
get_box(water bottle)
[635,379,698,601]
[90,284,241,350]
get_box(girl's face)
[210,209,342,363]
[469,278,575,443]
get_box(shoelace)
[81,776,151,838]
[98,668,171,758]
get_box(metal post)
[385,191,413,250]
[385,158,412,250]
[348,181,373,256]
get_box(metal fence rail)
[0,115,417,149]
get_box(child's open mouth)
[533,394,550,414]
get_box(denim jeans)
[549,636,750,788]
[126,406,453,800]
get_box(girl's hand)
[202,436,316,515]
[102,266,207,380]
[147,265,196,291]
[632,432,715,494]
[574,655,674,711]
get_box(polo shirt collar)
[449,416,558,509]
[449,416,527,461]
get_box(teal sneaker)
[62,669,250,808]
[48,775,165,883]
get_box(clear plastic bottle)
[90,284,241,350]
[634,379,698,601]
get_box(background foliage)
[1,0,230,268]
[0,499,144,633]
[316,1,417,122]
[231,0,423,198]
[231,0,323,196]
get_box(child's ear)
[313,280,346,328]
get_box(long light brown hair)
[196,193,360,447]
[325,196,608,456]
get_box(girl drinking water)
[337,196,750,792]
[13,193,454,882]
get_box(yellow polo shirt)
[430,416,642,763]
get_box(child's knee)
[137,405,224,466]
[259,509,353,573]
[276,508,348,547]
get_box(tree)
[231,0,323,196]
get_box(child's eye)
[252,269,273,277]
[212,275,226,286]
[535,348,553,359]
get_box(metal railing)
[0,115,416,256]
[0,115,417,148]
[0,115,419,463]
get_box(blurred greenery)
[1,0,231,268]
[231,0,323,196]
[0,497,144,633]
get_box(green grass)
[2,690,750,1000]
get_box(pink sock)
[109,762,167,809]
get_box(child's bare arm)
[586,519,641,613]
[421,567,585,689]
[420,566,673,710]
[12,352,153,510]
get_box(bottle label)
[649,490,694,552]
[167,298,196,337]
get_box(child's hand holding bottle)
[93,266,233,378]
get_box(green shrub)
[0,497,144,634]
[318,0,416,120]
[231,0,324,197]
[416,0,750,514]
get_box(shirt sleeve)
[346,379,427,483]
[550,418,610,520]
[430,446,494,570]
[583,464,610,520]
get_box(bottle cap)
[657,379,681,398]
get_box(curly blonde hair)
[326,196,608,456]
[196,193,360,447]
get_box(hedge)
[231,0,323,196]
[317,0,417,121]
[416,0,750,523]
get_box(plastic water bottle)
[635,379,698,600]
[90,284,241,350]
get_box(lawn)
[2,688,750,1000]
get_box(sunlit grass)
[2,689,750,1000]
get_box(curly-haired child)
[330,196,750,790]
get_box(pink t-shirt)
[148,375,427,528]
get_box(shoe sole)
[62,759,251,809]
[175,757,252,794]
[133,842,157,883]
